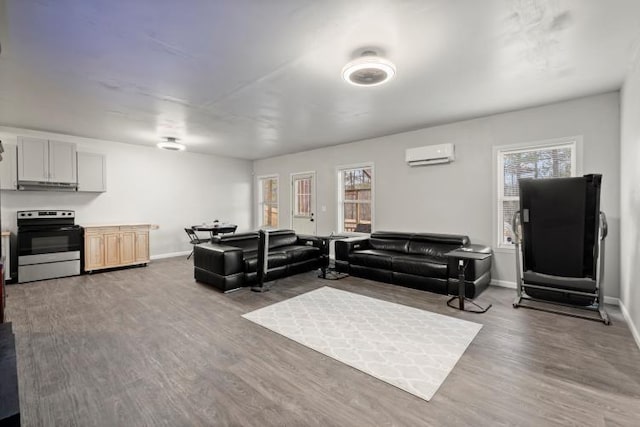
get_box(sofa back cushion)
[407,241,457,259]
[369,238,409,253]
[407,233,470,260]
[214,232,259,252]
[267,229,298,249]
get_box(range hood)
[17,181,78,191]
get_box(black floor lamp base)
[251,282,272,292]
[447,296,492,314]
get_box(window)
[257,175,278,228]
[496,138,578,248]
[338,165,373,233]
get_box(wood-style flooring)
[6,257,640,426]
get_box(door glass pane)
[294,177,312,216]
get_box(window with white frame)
[257,176,279,228]
[497,139,578,248]
[338,165,373,233]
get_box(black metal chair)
[185,228,210,260]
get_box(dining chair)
[185,228,210,260]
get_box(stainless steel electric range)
[17,210,83,283]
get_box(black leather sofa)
[335,231,492,297]
[193,230,325,292]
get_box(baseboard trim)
[489,279,619,305]
[619,300,640,351]
[150,251,191,260]
[490,279,515,289]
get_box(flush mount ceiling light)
[342,50,396,87]
[157,137,185,151]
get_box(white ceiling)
[1,0,639,160]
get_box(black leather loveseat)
[335,231,492,297]
[193,230,324,292]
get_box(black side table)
[445,248,492,314]
[318,234,350,280]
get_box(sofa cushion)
[407,241,459,260]
[268,230,298,249]
[350,249,394,270]
[369,238,409,253]
[392,254,448,279]
[279,245,321,263]
[244,251,288,273]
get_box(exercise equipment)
[512,174,610,324]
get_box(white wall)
[620,50,640,345]
[0,126,253,260]
[254,92,621,297]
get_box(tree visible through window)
[258,176,278,228]
[339,166,372,233]
[497,141,576,246]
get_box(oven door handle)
[58,226,81,231]
[19,226,81,232]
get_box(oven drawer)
[18,251,81,266]
[18,260,80,283]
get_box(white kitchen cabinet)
[77,152,106,192]
[17,136,77,184]
[49,140,77,184]
[0,143,18,190]
[17,136,49,182]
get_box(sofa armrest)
[335,237,371,261]
[296,234,324,249]
[194,243,244,276]
[296,234,328,257]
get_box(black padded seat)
[392,254,448,279]
[244,251,288,273]
[280,245,321,263]
[523,271,596,292]
[350,249,394,270]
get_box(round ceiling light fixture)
[342,50,396,87]
[157,137,185,151]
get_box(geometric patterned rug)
[242,286,482,401]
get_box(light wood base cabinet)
[84,225,150,272]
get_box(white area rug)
[242,286,482,401]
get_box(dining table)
[192,223,238,239]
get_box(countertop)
[82,224,159,230]
[1,231,9,237]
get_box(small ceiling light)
[342,50,396,87]
[157,137,185,151]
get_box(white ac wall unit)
[405,143,455,166]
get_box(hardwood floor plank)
[5,257,640,426]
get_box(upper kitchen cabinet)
[0,143,18,190]
[17,137,77,186]
[49,140,77,183]
[77,152,106,192]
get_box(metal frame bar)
[512,210,610,325]
[251,229,272,292]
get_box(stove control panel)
[17,210,75,219]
